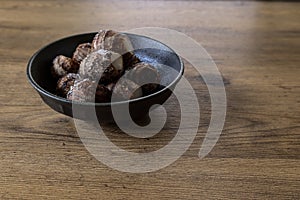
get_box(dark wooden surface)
[0,0,299,199]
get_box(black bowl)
[27,32,184,122]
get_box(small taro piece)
[56,73,80,97]
[66,79,112,103]
[67,78,97,102]
[72,43,92,64]
[112,78,143,101]
[126,62,160,94]
[79,49,123,83]
[91,30,133,54]
[91,29,139,69]
[51,55,79,78]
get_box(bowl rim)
[26,32,184,106]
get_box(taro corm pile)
[51,30,160,103]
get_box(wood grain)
[0,0,299,199]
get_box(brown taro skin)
[126,62,161,94]
[91,30,133,54]
[67,78,97,102]
[91,29,115,51]
[66,78,112,103]
[79,49,123,84]
[112,78,143,101]
[91,29,140,70]
[56,73,80,97]
[51,55,79,78]
[72,43,92,64]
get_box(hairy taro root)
[67,79,111,103]
[72,43,92,64]
[79,49,123,83]
[67,79,96,102]
[91,29,140,69]
[112,78,143,101]
[51,55,79,78]
[126,62,160,94]
[56,73,80,97]
[91,30,133,54]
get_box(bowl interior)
[28,33,183,105]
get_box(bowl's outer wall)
[28,33,183,122]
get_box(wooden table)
[1,0,299,199]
